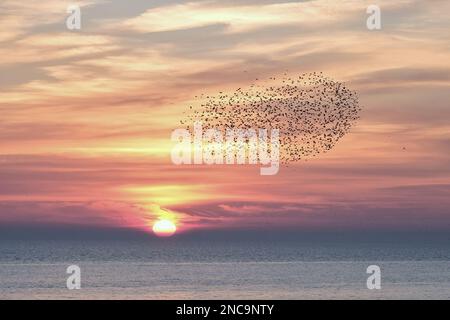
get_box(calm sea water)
[0,239,449,299]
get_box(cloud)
[0,200,151,229]
[380,184,450,197]
[117,0,424,35]
[0,0,95,42]
[353,67,450,86]
[173,200,450,231]
[120,2,307,34]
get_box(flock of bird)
[181,72,362,164]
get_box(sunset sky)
[1,0,449,237]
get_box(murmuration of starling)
[181,72,362,164]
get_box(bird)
[181,72,362,164]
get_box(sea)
[0,238,449,299]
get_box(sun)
[152,219,177,237]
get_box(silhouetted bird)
[181,72,362,164]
